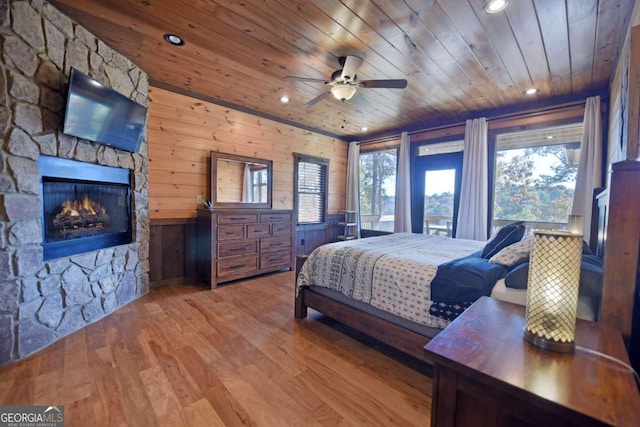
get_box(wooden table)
[424,297,640,426]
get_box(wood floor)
[0,271,432,426]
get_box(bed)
[295,160,640,364]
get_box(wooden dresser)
[196,209,295,288]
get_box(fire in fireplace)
[38,156,133,260]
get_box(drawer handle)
[229,264,246,269]
[269,242,283,247]
[229,217,247,220]
[229,247,248,252]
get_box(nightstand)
[424,297,640,426]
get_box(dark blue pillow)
[481,222,526,259]
[504,262,528,289]
[504,254,603,299]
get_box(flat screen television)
[62,67,147,153]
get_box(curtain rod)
[357,96,605,146]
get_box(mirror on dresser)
[211,151,273,209]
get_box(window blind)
[297,159,327,224]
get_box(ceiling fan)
[285,55,407,107]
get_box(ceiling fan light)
[331,85,357,101]
[484,0,509,13]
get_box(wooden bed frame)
[294,160,640,364]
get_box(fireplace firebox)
[38,156,133,260]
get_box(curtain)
[571,96,602,242]
[346,141,361,238]
[456,118,488,241]
[242,163,252,203]
[394,131,412,232]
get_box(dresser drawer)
[260,250,291,269]
[247,224,270,238]
[217,256,258,277]
[218,240,258,258]
[217,225,245,240]
[272,223,293,236]
[218,213,258,224]
[261,236,292,253]
[260,212,292,223]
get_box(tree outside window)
[359,148,397,231]
[492,123,583,233]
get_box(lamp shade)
[524,231,582,352]
[331,85,357,101]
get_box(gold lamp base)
[524,329,575,353]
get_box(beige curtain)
[394,132,412,232]
[346,141,361,238]
[456,118,488,241]
[242,163,252,203]
[571,96,602,242]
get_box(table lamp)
[524,231,582,353]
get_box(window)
[359,148,397,232]
[415,140,464,236]
[295,154,328,224]
[491,123,583,233]
[251,166,268,202]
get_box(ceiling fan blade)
[359,79,408,89]
[285,76,328,83]
[340,55,363,81]
[305,91,331,107]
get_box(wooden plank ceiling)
[50,0,634,140]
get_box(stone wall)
[0,0,149,364]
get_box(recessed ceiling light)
[484,0,509,13]
[524,88,538,95]
[280,95,290,103]
[361,126,368,132]
[546,135,554,139]
[163,34,184,46]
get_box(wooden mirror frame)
[210,151,273,209]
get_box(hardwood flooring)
[0,271,432,426]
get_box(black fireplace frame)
[38,156,133,261]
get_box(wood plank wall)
[147,87,348,219]
[147,87,348,285]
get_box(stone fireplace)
[39,156,133,260]
[0,1,150,364]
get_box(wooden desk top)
[425,297,640,426]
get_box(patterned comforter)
[296,233,486,329]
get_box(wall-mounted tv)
[63,68,147,153]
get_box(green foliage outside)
[493,144,578,223]
[361,144,578,226]
[359,150,396,215]
[423,144,578,224]
[424,192,454,217]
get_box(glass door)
[412,152,463,236]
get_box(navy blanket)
[430,253,508,303]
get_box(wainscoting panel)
[295,214,341,256]
[149,218,197,286]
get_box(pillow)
[504,254,604,300]
[489,237,533,267]
[579,254,604,299]
[504,262,529,289]
[481,222,526,259]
